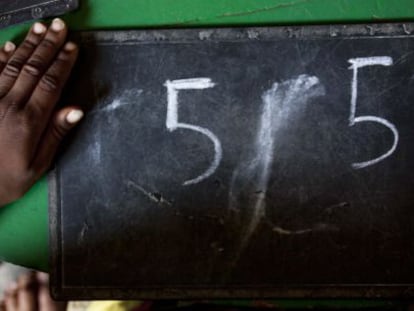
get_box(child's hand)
[0,19,82,206]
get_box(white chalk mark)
[101,99,128,112]
[90,90,144,114]
[348,57,393,124]
[164,78,222,186]
[272,223,338,235]
[351,116,399,169]
[176,123,222,186]
[89,140,101,164]
[256,75,323,187]
[229,74,325,252]
[165,78,215,131]
[348,56,398,169]
[348,56,393,69]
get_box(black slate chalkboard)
[50,23,414,299]
[0,0,78,29]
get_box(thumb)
[31,106,83,177]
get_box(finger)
[0,41,16,73]
[37,272,67,311]
[25,42,78,151]
[37,276,51,310]
[36,272,49,285]
[4,285,18,311]
[29,41,78,107]
[17,273,37,311]
[0,22,47,98]
[31,107,83,176]
[7,18,68,104]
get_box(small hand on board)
[0,19,82,206]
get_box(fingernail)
[8,282,18,292]
[36,272,49,284]
[51,18,65,32]
[33,22,46,34]
[64,42,77,52]
[66,109,84,124]
[3,41,15,53]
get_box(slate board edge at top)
[72,22,414,44]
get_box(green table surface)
[0,0,413,287]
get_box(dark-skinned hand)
[0,19,83,206]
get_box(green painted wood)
[1,0,414,43]
[0,177,48,270]
[0,0,413,271]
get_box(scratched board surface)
[0,0,78,29]
[50,24,414,299]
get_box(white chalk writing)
[164,78,222,186]
[348,56,398,169]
